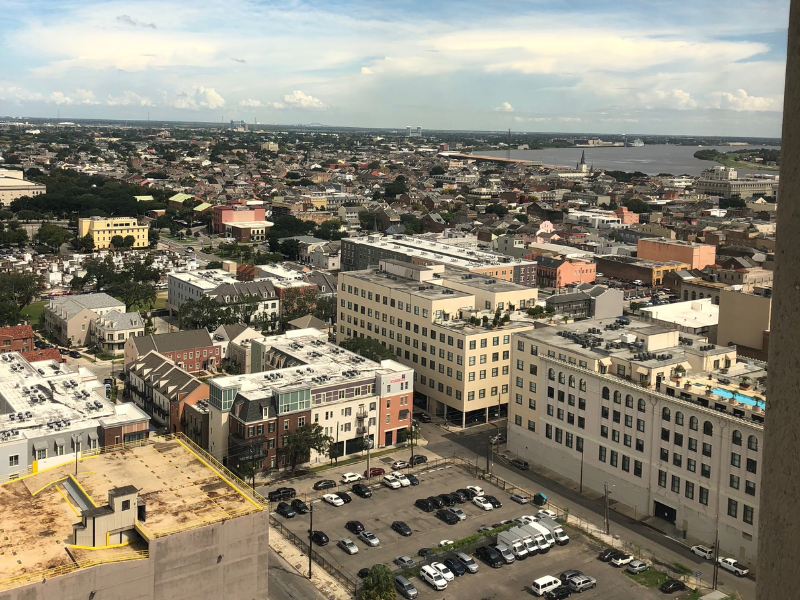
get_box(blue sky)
[0,0,789,136]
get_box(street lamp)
[604,482,616,535]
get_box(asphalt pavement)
[268,547,325,600]
[419,421,756,600]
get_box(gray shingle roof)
[131,330,213,356]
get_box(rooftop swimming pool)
[712,387,765,409]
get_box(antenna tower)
[507,129,511,160]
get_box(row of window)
[657,469,756,525]
[547,404,586,429]
[545,423,584,452]
[546,369,588,391]
[598,445,643,477]
[513,414,536,431]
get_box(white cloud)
[49,92,73,105]
[72,89,99,105]
[558,117,582,122]
[239,98,263,107]
[115,15,156,29]
[0,85,42,102]
[710,89,780,112]
[282,90,326,110]
[361,67,374,75]
[168,86,226,110]
[514,116,550,122]
[107,91,152,106]
[495,102,514,112]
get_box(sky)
[0,0,790,137]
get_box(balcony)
[356,425,367,435]
[356,408,368,419]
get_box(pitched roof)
[0,325,34,340]
[131,330,214,356]
[21,348,63,363]
[288,315,328,330]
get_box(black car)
[413,412,431,423]
[290,499,309,514]
[267,487,296,502]
[659,580,686,594]
[311,531,329,546]
[68,350,82,359]
[427,496,445,509]
[558,570,583,584]
[357,568,370,579]
[417,547,433,557]
[545,586,572,599]
[59,348,69,355]
[436,509,459,525]
[436,493,454,507]
[457,488,478,500]
[598,548,623,562]
[345,520,365,534]
[475,546,504,568]
[415,498,436,512]
[510,458,530,470]
[443,557,466,577]
[335,492,352,504]
[409,454,428,466]
[276,502,296,518]
[450,490,468,503]
[352,484,372,498]
[484,495,502,509]
[406,474,419,486]
[313,479,336,490]
[392,521,412,536]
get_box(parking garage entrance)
[653,500,677,524]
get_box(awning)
[87,432,98,440]
[598,357,612,366]
[33,440,47,451]
[636,367,649,375]
[55,438,66,447]
[679,361,692,370]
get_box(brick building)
[0,325,34,354]
[124,329,222,373]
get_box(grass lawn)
[152,296,167,310]
[22,301,46,323]
[624,567,671,588]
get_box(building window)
[732,430,742,446]
[528,420,536,432]
[638,398,646,413]
[689,416,698,431]
[702,443,712,457]
[746,458,758,474]
[731,452,741,468]
[671,475,681,493]
[685,481,695,500]
[515,415,522,426]
[621,455,630,472]
[743,505,754,525]
[633,460,642,477]
[745,480,756,496]
[658,470,667,487]
[701,464,711,478]
[727,498,738,518]
[730,474,740,490]
[122,499,131,511]
[748,435,758,451]
[687,458,696,473]
[699,487,709,505]
[545,424,553,439]
[599,446,606,462]
[8,455,18,467]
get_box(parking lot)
[272,463,695,599]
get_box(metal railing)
[269,515,359,594]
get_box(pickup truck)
[717,557,749,577]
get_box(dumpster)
[533,493,547,506]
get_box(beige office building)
[508,320,763,565]
[717,287,772,360]
[78,216,149,249]
[338,260,537,427]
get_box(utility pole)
[72,434,78,476]
[604,482,610,535]
[366,420,371,479]
[486,436,492,475]
[712,528,720,589]
[308,505,313,579]
[579,449,584,494]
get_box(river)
[477,145,777,177]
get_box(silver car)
[359,531,380,547]
[446,506,467,521]
[568,575,597,593]
[456,552,479,573]
[627,560,650,574]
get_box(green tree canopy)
[339,337,394,363]
[623,198,651,213]
[281,424,332,473]
[430,165,446,176]
[360,565,395,600]
[36,222,72,251]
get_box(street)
[419,421,756,600]
[268,548,325,600]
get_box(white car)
[438,540,454,547]
[323,493,344,507]
[431,561,454,582]
[392,460,409,469]
[420,565,447,590]
[717,557,749,577]
[337,538,358,555]
[358,531,380,547]
[611,554,634,567]
[536,509,557,520]
[691,545,713,560]
[446,507,466,521]
[391,471,411,486]
[383,475,402,489]
[467,485,484,496]
[341,472,362,483]
[516,515,538,525]
[473,496,493,511]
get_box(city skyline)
[0,0,790,136]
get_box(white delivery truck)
[537,516,570,545]
[507,526,538,556]
[528,522,556,549]
[520,523,552,553]
[496,530,529,560]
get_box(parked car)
[467,485,484,496]
[395,575,418,599]
[436,493,454,507]
[611,554,634,567]
[417,547,433,557]
[413,412,431,423]
[475,545,504,568]
[391,521,412,536]
[427,496,445,509]
[473,496,493,511]
[511,493,529,504]
[335,492,352,504]
[409,454,428,466]
[438,539,454,547]
[558,570,583,584]
[446,506,467,521]
[359,531,380,547]
[431,562,454,582]
[419,565,447,590]
[510,458,530,470]
[341,472,362,483]
[364,467,385,477]
[391,471,411,486]
[267,487,296,502]
[545,586,572,599]
[313,479,336,490]
[392,460,409,469]
[415,498,436,512]
[69,350,82,359]
[393,556,415,569]
[322,494,344,507]
[352,484,372,498]
[536,509,557,520]
[311,531,329,546]
[406,474,419,486]
[598,548,623,562]
[436,509,459,525]
[337,538,358,555]
[450,490,468,503]
[717,557,749,576]
[290,499,309,514]
[383,475,402,489]
[484,495,502,508]
[567,575,596,593]
[275,502,296,518]
[456,552,479,573]
[659,580,686,594]
[443,557,466,577]
[691,545,714,560]
[345,520,365,535]
[627,560,650,574]
[489,543,515,564]
[457,487,478,500]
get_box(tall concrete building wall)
[717,289,771,357]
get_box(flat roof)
[0,437,260,588]
[641,300,719,328]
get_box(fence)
[269,514,359,594]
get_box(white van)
[532,575,561,596]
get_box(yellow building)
[78,216,149,249]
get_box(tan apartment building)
[338,260,537,427]
[717,287,772,361]
[78,216,149,249]
[44,293,126,347]
[638,238,717,270]
[508,320,762,565]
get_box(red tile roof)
[0,325,34,340]
[21,348,63,363]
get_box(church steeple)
[580,150,586,165]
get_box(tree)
[383,176,408,199]
[281,424,332,473]
[0,272,43,312]
[36,222,72,251]
[313,295,337,323]
[110,235,125,249]
[515,213,529,224]
[485,203,509,217]
[123,235,136,248]
[281,287,318,324]
[279,238,302,260]
[720,197,747,209]
[205,261,223,270]
[73,233,95,253]
[339,337,394,363]
[399,214,421,234]
[316,219,346,241]
[177,296,237,330]
[360,564,395,600]
[624,198,651,214]
[111,281,156,311]
[430,165,446,176]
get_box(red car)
[364,467,385,478]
